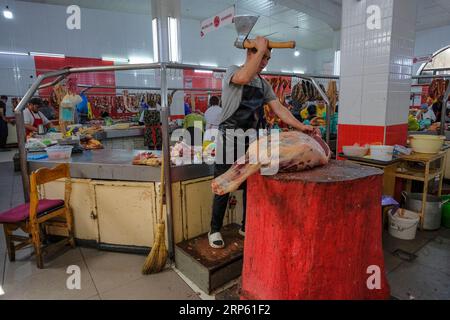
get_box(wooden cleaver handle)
[244,39,296,49]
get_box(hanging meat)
[211,130,331,195]
[429,79,449,100]
[326,81,338,112]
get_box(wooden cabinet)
[43,175,244,249]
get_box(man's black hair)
[209,96,220,106]
[29,97,43,106]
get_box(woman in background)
[139,100,162,150]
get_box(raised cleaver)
[233,15,296,50]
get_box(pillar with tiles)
[338,0,417,151]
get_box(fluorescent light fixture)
[199,62,218,67]
[152,18,159,62]
[30,52,65,58]
[294,69,305,74]
[168,16,179,62]
[294,50,300,57]
[0,50,28,56]
[3,6,13,19]
[333,50,341,76]
[0,284,4,295]
[129,56,153,64]
[281,70,291,73]
[194,69,213,74]
[102,56,129,63]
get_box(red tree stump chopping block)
[241,160,390,300]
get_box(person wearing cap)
[418,102,436,122]
[23,97,52,136]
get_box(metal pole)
[160,64,175,261]
[310,78,332,145]
[15,113,29,202]
[441,85,450,135]
[38,74,68,90]
[412,74,450,79]
[77,84,223,92]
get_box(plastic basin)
[342,145,368,157]
[369,145,394,161]
[409,134,445,154]
[45,145,73,160]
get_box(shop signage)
[413,54,433,64]
[200,5,235,38]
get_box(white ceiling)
[416,0,450,31]
[13,0,450,50]
[181,0,335,50]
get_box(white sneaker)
[208,231,225,249]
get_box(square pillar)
[338,0,417,152]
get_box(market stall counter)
[93,125,146,150]
[28,149,244,253]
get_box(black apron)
[215,76,266,176]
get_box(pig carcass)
[211,131,331,195]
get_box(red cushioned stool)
[0,164,75,268]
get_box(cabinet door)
[42,179,98,241]
[94,181,156,247]
[182,177,214,240]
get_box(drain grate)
[392,249,417,262]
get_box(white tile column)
[338,0,417,151]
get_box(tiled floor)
[0,148,17,163]
[0,161,200,300]
[0,161,449,300]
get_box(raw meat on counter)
[132,152,162,166]
[211,131,331,195]
[80,136,103,150]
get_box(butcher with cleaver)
[208,15,314,249]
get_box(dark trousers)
[210,165,247,233]
[0,120,8,149]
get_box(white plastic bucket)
[388,208,419,240]
[370,145,394,161]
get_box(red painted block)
[241,161,390,300]
[385,124,408,146]
[337,124,385,154]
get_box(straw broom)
[142,157,168,274]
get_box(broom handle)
[159,156,165,224]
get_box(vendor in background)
[204,96,222,130]
[417,100,436,122]
[289,96,303,122]
[139,100,162,150]
[0,95,13,151]
[38,100,56,120]
[432,99,443,122]
[75,94,89,124]
[23,97,52,136]
[183,109,206,147]
[184,97,192,116]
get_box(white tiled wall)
[338,75,363,125]
[386,0,417,126]
[340,0,417,127]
